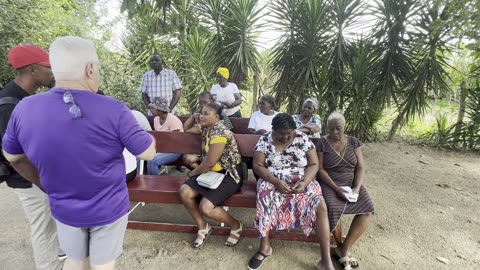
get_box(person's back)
[2,36,155,270]
[9,90,148,225]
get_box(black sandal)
[248,251,271,270]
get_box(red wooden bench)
[127,131,332,243]
[147,115,251,134]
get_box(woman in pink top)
[147,97,184,175]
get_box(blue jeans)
[147,153,182,175]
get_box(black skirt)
[185,165,243,206]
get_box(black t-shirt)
[0,81,32,188]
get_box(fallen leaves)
[436,256,449,264]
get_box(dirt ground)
[0,142,479,270]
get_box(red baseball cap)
[7,45,51,70]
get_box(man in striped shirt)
[140,54,182,114]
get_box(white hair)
[327,111,346,126]
[303,97,319,111]
[49,36,99,81]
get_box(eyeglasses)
[63,91,82,119]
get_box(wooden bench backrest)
[147,115,251,134]
[150,131,260,157]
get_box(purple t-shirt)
[2,88,152,227]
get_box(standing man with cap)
[140,53,182,115]
[0,45,62,270]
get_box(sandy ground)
[0,142,479,270]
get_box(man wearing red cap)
[0,45,62,270]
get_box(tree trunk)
[251,74,259,113]
[453,80,467,146]
[387,110,405,141]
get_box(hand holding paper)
[340,186,359,203]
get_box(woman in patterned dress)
[316,112,374,270]
[248,113,334,270]
[179,103,243,249]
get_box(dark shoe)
[58,254,67,260]
[248,250,271,270]
[176,166,188,173]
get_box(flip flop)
[338,256,353,270]
[247,250,271,270]
[348,257,359,268]
[225,221,243,246]
[332,249,359,269]
[193,224,212,249]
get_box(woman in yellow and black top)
[179,102,243,249]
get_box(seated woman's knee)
[317,200,328,214]
[179,184,194,200]
[198,199,214,215]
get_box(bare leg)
[198,198,239,229]
[337,213,371,258]
[315,201,334,270]
[91,261,115,270]
[257,235,272,257]
[63,257,90,270]
[179,184,207,229]
[333,219,343,247]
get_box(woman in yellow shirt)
[179,102,243,249]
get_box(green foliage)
[221,0,263,83]
[269,0,330,114]
[0,0,96,87]
[97,49,145,112]
[458,86,480,149]
[421,114,456,149]
[181,30,217,112]
[121,0,263,115]
[344,39,383,141]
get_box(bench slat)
[128,175,257,208]
[127,221,336,244]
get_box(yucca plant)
[222,0,264,85]
[459,86,480,149]
[323,0,364,112]
[370,0,418,112]
[181,30,218,112]
[197,0,263,86]
[387,0,462,140]
[269,0,330,114]
[344,38,383,141]
[421,114,456,148]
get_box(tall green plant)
[181,30,217,112]
[344,39,383,141]
[323,0,364,112]
[459,86,480,149]
[387,0,459,140]
[269,0,330,113]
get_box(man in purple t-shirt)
[2,36,155,270]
